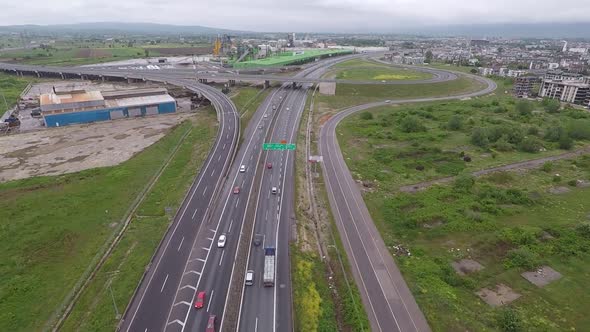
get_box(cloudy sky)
[1,0,589,32]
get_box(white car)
[271,187,278,195]
[240,165,246,173]
[286,107,290,111]
[217,234,227,248]
[263,113,268,118]
[385,100,391,103]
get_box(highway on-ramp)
[319,72,496,332]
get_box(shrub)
[493,106,508,113]
[494,135,514,152]
[568,120,590,140]
[491,100,500,106]
[558,134,574,150]
[400,115,426,133]
[471,127,489,148]
[447,115,463,130]
[359,111,373,120]
[515,100,533,115]
[463,156,472,162]
[568,179,578,187]
[576,222,590,238]
[453,173,475,192]
[544,124,567,142]
[553,174,561,182]
[527,126,539,136]
[504,247,540,269]
[498,308,523,332]
[518,137,542,153]
[541,162,553,172]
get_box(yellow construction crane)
[213,36,222,56]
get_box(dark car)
[253,234,263,246]
[206,315,216,332]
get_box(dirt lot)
[0,113,197,182]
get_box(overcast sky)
[1,0,590,32]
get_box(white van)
[245,270,254,286]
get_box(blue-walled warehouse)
[40,88,177,127]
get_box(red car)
[266,162,272,169]
[194,291,206,309]
[206,315,216,332]
[233,186,240,194]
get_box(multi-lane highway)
[0,55,496,332]
[319,71,497,332]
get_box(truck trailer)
[263,247,275,287]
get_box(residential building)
[539,79,590,105]
[513,76,538,98]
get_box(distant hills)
[0,21,589,39]
[0,22,244,36]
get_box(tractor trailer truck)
[263,247,275,287]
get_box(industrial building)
[40,88,176,127]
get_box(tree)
[453,173,475,192]
[425,50,433,63]
[543,98,560,113]
[515,100,533,115]
[471,127,489,148]
[144,49,150,58]
[518,137,542,153]
[447,115,463,130]
[470,68,478,74]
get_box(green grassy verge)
[0,47,148,66]
[230,87,270,141]
[0,73,32,114]
[316,75,486,112]
[291,90,368,332]
[331,59,432,81]
[336,82,590,189]
[0,110,217,331]
[60,109,217,331]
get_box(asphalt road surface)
[319,72,496,332]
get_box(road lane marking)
[180,285,197,291]
[191,208,199,220]
[206,237,214,241]
[174,301,191,307]
[211,169,216,176]
[184,270,201,276]
[177,237,184,251]
[219,250,225,266]
[255,317,258,332]
[202,186,208,196]
[228,219,234,233]
[196,258,206,263]
[235,197,240,207]
[202,247,210,251]
[167,319,185,327]
[160,274,169,293]
[223,143,226,150]
[206,289,215,312]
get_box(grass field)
[0,73,32,114]
[0,110,217,331]
[332,59,432,81]
[0,47,149,66]
[230,86,270,141]
[336,83,590,189]
[336,88,590,330]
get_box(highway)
[0,55,491,332]
[319,71,497,332]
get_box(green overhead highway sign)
[263,143,296,150]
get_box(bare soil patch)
[476,284,521,307]
[548,186,571,194]
[0,113,196,182]
[521,266,562,287]
[452,259,484,276]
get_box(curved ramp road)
[319,74,496,332]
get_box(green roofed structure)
[232,49,353,69]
